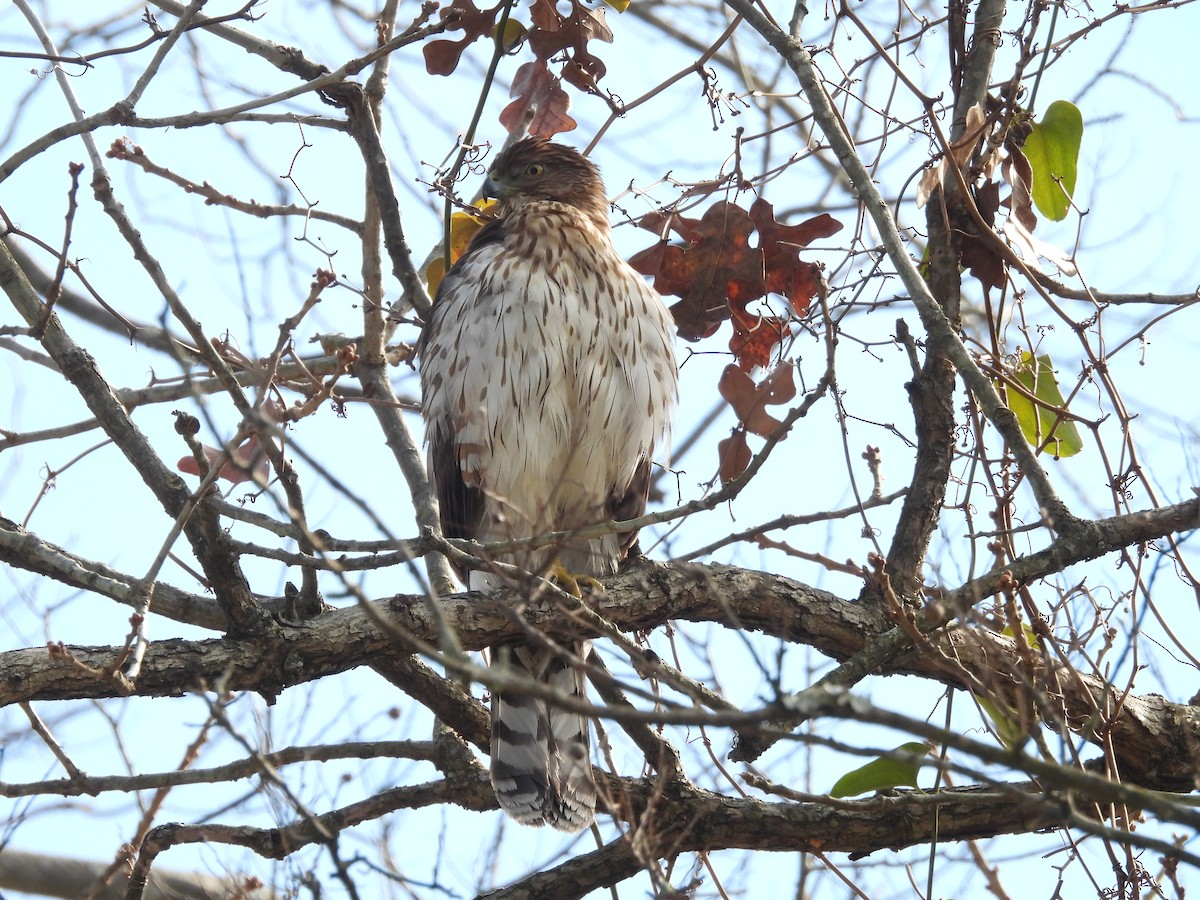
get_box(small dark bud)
[173,411,201,436]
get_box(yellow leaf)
[604,0,631,10]
[425,200,497,295]
[424,258,447,296]
[493,20,526,53]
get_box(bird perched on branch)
[419,137,678,831]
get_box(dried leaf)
[1002,147,1037,232]
[759,364,797,404]
[949,103,988,168]
[729,307,787,373]
[915,162,942,210]
[561,55,607,93]
[1001,217,1078,277]
[499,60,577,138]
[178,435,271,485]
[423,0,499,77]
[957,179,1005,291]
[717,430,751,484]
[717,363,795,438]
[630,199,840,368]
[527,3,612,94]
[529,0,561,30]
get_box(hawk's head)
[483,137,608,228]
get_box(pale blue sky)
[1,1,1198,897]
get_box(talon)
[548,561,605,599]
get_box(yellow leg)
[547,560,605,598]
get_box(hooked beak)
[481,171,507,201]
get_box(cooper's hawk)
[419,138,678,831]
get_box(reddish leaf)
[528,2,612,55]
[759,359,798,404]
[633,208,704,244]
[500,60,577,138]
[631,201,755,341]
[729,307,787,373]
[631,200,841,368]
[717,430,752,484]
[749,198,840,318]
[423,0,500,76]
[561,56,607,93]
[718,363,795,437]
[527,3,612,94]
[748,198,842,255]
[178,435,270,485]
[529,0,562,30]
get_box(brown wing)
[608,456,653,560]
[420,218,510,547]
[427,431,484,543]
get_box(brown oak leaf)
[630,199,841,369]
[423,0,500,76]
[717,430,752,485]
[1002,148,1037,232]
[729,306,787,373]
[527,2,612,94]
[500,60,577,138]
[718,363,796,438]
[529,0,561,30]
[178,434,271,485]
[715,363,796,483]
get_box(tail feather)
[489,643,596,832]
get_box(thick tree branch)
[0,848,275,900]
[0,515,230,630]
[5,491,1198,789]
[129,770,1177,900]
[732,496,1200,769]
[877,0,1004,603]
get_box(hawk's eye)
[524,163,545,177]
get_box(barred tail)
[489,644,596,832]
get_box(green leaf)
[1001,622,1041,650]
[999,351,1084,458]
[975,694,1028,750]
[1024,100,1083,222]
[829,743,929,798]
